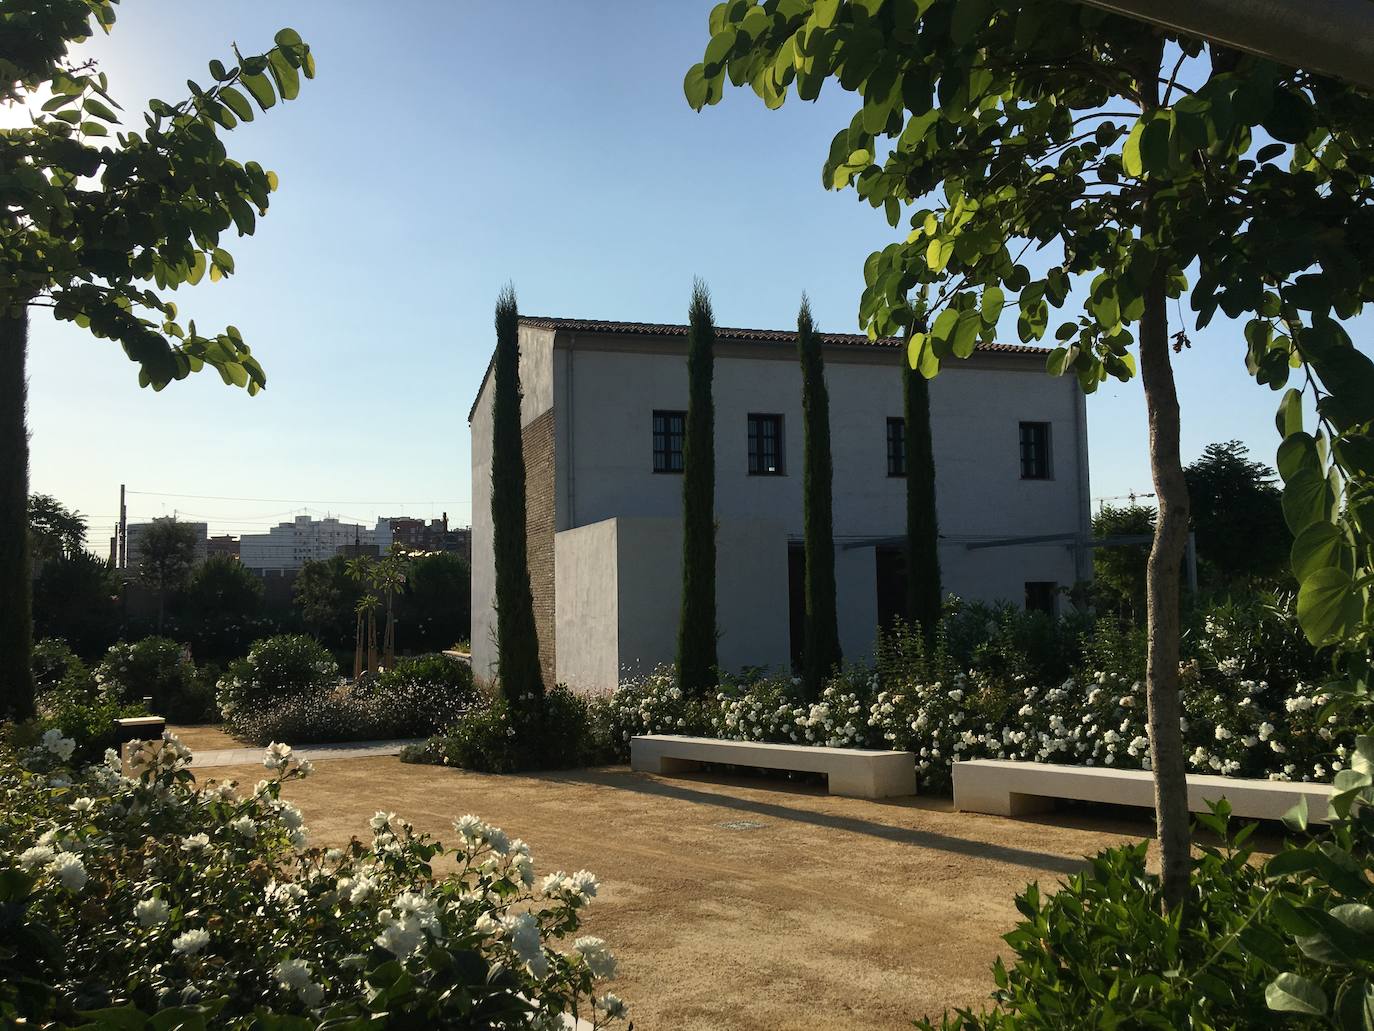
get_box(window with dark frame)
[1019,421,1052,479]
[886,417,907,477]
[652,410,686,473]
[1025,581,1057,615]
[748,413,785,475]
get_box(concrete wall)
[469,325,557,686]
[553,516,791,691]
[554,520,620,693]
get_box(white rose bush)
[606,596,1346,791]
[0,730,626,1028]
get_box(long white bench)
[953,758,1333,824]
[630,735,918,799]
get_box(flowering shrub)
[422,685,614,772]
[601,595,1351,791]
[216,634,339,723]
[603,665,705,759]
[225,651,476,746]
[96,637,213,723]
[0,731,626,1027]
[712,669,875,748]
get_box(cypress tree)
[797,296,840,701]
[904,355,942,641]
[676,280,718,696]
[0,310,34,720]
[490,285,544,720]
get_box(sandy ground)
[191,741,1164,1031]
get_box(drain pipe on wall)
[565,333,576,530]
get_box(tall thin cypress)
[677,280,717,695]
[490,285,544,718]
[904,355,942,641]
[798,296,840,700]
[0,309,34,720]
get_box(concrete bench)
[952,758,1332,824]
[630,735,917,799]
[113,715,166,746]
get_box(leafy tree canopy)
[136,518,198,594]
[293,555,362,651]
[28,493,86,562]
[1184,440,1288,589]
[0,0,314,390]
[687,0,1374,654]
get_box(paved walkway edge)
[191,738,425,769]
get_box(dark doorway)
[876,545,909,631]
[788,544,805,670]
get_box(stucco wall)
[556,339,1089,603]
[468,325,557,686]
[554,520,620,694]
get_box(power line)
[126,489,471,507]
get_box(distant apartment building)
[238,515,393,573]
[206,535,241,561]
[122,518,208,573]
[387,513,472,560]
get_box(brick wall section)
[522,410,556,689]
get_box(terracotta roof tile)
[518,315,1049,355]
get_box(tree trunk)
[157,586,165,633]
[354,611,364,680]
[1139,265,1193,912]
[367,610,378,674]
[0,308,34,720]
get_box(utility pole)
[1074,0,1374,91]
[118,483,127,569]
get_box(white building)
[123,519,208,573]
[469,317,1091,693]
[238,515,393,573]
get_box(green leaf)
[1291,522,1350,583]
[926,237,953,272]
[1267,972,1328,1015]
[83,97,117,122]
[981,285,1005,326]
[1121,122,1144,176]
[951,311,981,359]
[1298,567,1362,646]
[1277,432,1318,483]
[241,71,276,111]
[274,27,304,49]
[1277,387,1304,437]
[950,0,993,46]
[1283,794,1310,833]
[268,50,300,101]
[1265,847,1317,878]
[219,86,253,123]
[1283,466,1333,535]
[1139,115,1171,174]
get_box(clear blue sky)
[22,1,1341,547]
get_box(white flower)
[596,993,627,1019]
[19,845,55,871]
[135,896,170,927]
[70,797,96,814]
[230,816,257,839]
[275,958,313,991]
[181,833,211,852]
[49,852,87,891]
[173,928,211,955]
[41,729,76,761]
[263,742,294,770]
[574,935,618,979]
[498,911,547,976]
